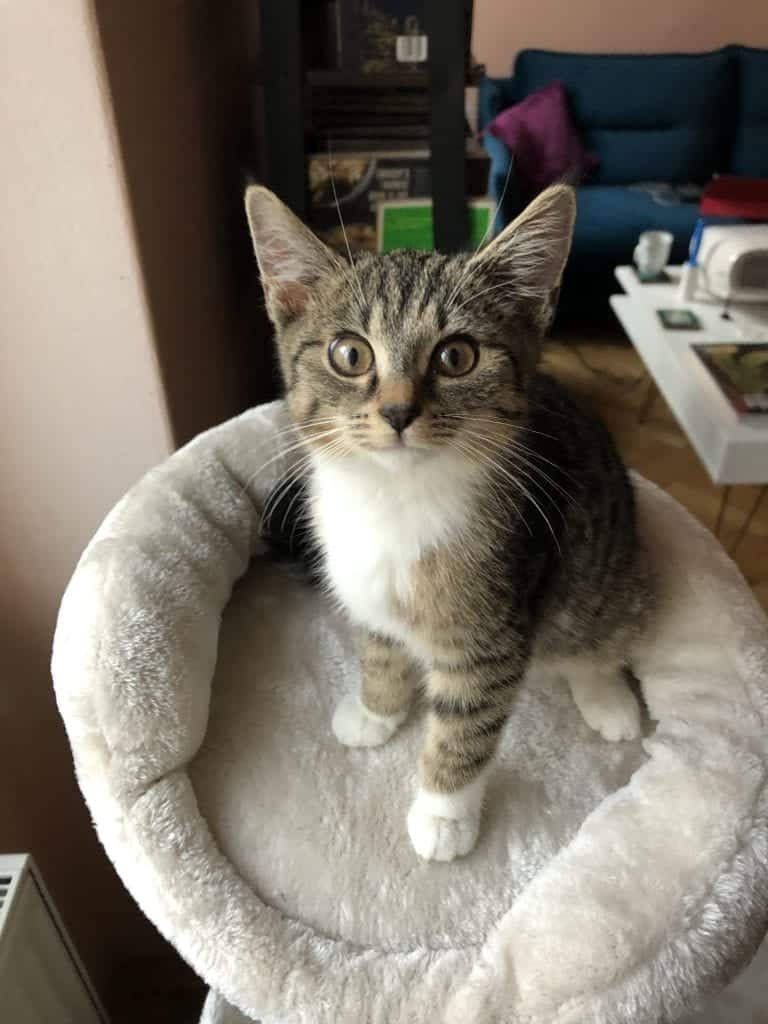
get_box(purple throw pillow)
[484,81,598,194]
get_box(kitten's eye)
[328,334,374,377]
[433,336,478,377]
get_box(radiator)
[0,853,108,1023]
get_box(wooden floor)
[543,338,768,615]
[107,952,206,1023]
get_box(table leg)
[729,485,768,555]
[637,376,658,424]
[714,486,731,538]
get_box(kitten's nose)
[379,403,419,434]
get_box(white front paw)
[407,804,480,861]
[579,688,642,742]
[332,693,406,748]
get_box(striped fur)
[246,185,655,860]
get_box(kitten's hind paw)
[332,693,407,748]
[407,805,480,862]
[577,684,642,742]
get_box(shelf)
[307,70,428,89]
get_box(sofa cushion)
[571,186,700,266]
[729,47,768,177]
[513,49,734,185]
[485,82,598,193]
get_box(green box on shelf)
[377,198,496,252]
[307,147,490,254]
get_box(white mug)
[633,230,673,279]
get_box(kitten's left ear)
[469,185,576,297]
[244,185,342,326]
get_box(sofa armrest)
[477,76,517,132]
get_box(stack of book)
[303,1,480,150]
[308,70,430,150]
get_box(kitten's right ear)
[244,185,341,326]
[469,184,576,296]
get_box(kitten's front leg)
[333,631,420,748]
[408,642,528,861]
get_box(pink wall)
[0,1,262,1008]
[473,0,768,76]
[0,0,174,999]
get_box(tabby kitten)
[245,184,653,862]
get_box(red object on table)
[700,176,768,220]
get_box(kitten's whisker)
[440,412,560,444]
[278,473,310,535]
[263,429,344,484]
[246,434,334,488]
[506,460,574,507]
[266,424,346,462]
[461,430,575,512]
[264,420,340,451]
[515,425,560,442]
[240,426,346,498]
[450,279,519,315]
[259,451,318,527]
[490,436,580,499]
[502,457,571,511]
[251,419,343,461]
[449,418,580,491]
[445,440,527,559]
[282,436,350,549]
[463,432,574,501]
[260,470,308,533]
[285,485,310,548]
[474,156,514,256]
[271,415,341,435]
[447,436,532,537]
[506,447,580,500]
[494,467,562,552]
[457,436,561,551]
[493,420,577,444]
[259,433,350,534]
[443,259,473,313]
[327,144,367,316]
[442,155,518,312]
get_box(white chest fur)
[310,450,480,645]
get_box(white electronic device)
[697,224,768,303]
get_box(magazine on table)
[692,342,768,416]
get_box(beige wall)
[0,0,175,998]
[92,1,271,447]
[473,0,768,76]
[1,0,266,1009]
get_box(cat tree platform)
[52,402,768,1023]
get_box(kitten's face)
[245,187,575,468]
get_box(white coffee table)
[610,265,768,548]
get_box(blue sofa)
[478,46,768,320]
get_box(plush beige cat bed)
[53,401,768,1024]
